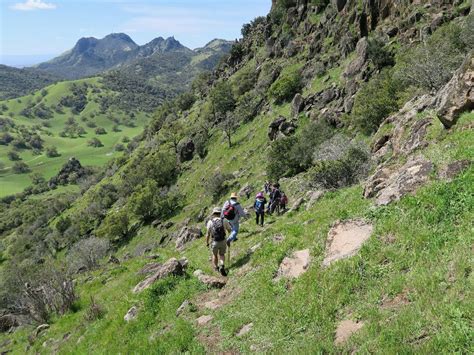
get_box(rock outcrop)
[268,116,297,141]
[124,306,138,322]
[175,226,202,250]
[435,53,474,128]
[133,258,187,293]
[275,249,310,280]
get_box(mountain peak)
[103,33,136,44]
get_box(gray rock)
[436,53,474,128]
[291,93,305,117]
[133,258,187,293]
[290,197,305,212]
[438,160,471,181]
[124,306,138,322]
[175,226,203,250]
[193,270,227,288]
[176,300,190,316]
[34,324,50,337]
[343,37,368,78]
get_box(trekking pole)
[227,243,231,266]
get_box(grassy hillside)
[0,1,472,354]
[0,78,148,196]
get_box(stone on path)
[193,270,227,288]
[237,323,254,337]
[196,315,213,326]
[204,299,222,310]
[275,249,310,280]
[124,306,138,322]
[323,220,373,267]
[334,320,364,345]
[133,258,187,293]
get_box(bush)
[233,65,258,97]
[88,137,103,147]
[266,120,334,180]
[67,237,110,272]
[175,92,196,112]
[95,127,107,135]
[84,296,105,321]
[12,161,30,174]
[46,146,60,158]
[367,37,395,69]
[7,150,20,161]
[309,145,369,189]
[96,209,129,242]
[203,172,234,201]
[0,260,76,323]
[268,67,302,103]
[352,70,402,134]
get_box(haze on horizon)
[0,0,271,67]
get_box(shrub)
[233,65,258,97]
[367,37,395,69]
[175,92,196,112]
[88,137,103,147]
[266,120,334,180]
[96,209,130,242]
[12,161,30,174]
[210,81,236,118]
[203,172,234,201]
[115,143,125,152]
[67,237,110,272]
[352,69,402,134]
[46,146,60,158]
[309,145,369,189]
[95,127,107,135]
[84,296,105,321]
[0,260,76,323]
[268,67,302,103]
[7,150,21,161]
[87,121,97,128]
[0,133,13,145]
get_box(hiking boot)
[219,266,228,277]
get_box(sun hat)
[230,192,238,199]
[212,207,221,215]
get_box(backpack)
[281,194,288,205]
[210,218,226,242]
[255,199,265,213]
[223,201,236,220]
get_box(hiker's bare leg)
[212,253,218,268]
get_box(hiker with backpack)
[221,192,246,246]
[206,207,228,276]
[268,183,282,215]
[254,192,267,227]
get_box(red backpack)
[223,201,236,220]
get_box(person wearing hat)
[221,192,246,246]
[206,207,228,276]
[254,192,267,227]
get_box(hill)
[0,1,472,353]
[0,65,60,100]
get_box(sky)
[0,0,271,67]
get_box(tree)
[96,209,129,242]
[88,137,103,147]
[46,146,60,158]
[160,119,186,156]
[30,172,45,185]
[95,127,107,135]
[12,161,30,174]
[7,151,20,161]
[219,111,238,148]
[192,71,212,98]
[210,81,235,120]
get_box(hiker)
[268,183,282,215]
[254,192,267,227]
[264,181,271,195]
[280,192,288,212]
[221,192,246,246]
[206,207,228,276]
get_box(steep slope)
[0,1,472,353]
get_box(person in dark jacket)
[254,192,267,226]
[268,183,281,215]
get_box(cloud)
[10,0,57,11]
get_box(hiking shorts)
[211,240,227,256]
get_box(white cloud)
[10,0,57,11]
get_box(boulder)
[137,262,163,275]
[268,116,297,141]
[343,37,368,78]
[306,190,324,210]
[124,306,138,322]
[364,157,433,206]
[237,323,254,337]
[239,183,253,198]
[289,197,305,212]
[175,226,202,250]
[436,53,474,128]
[291,93,305,117]
[178,139,195,162]
[133,258,187,293]
[193,270,227,288]
[0,314,18,332]
[108,255,120,264]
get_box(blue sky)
[0,0,270,66]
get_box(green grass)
[0,79,148,196]
[1,91,472,353]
